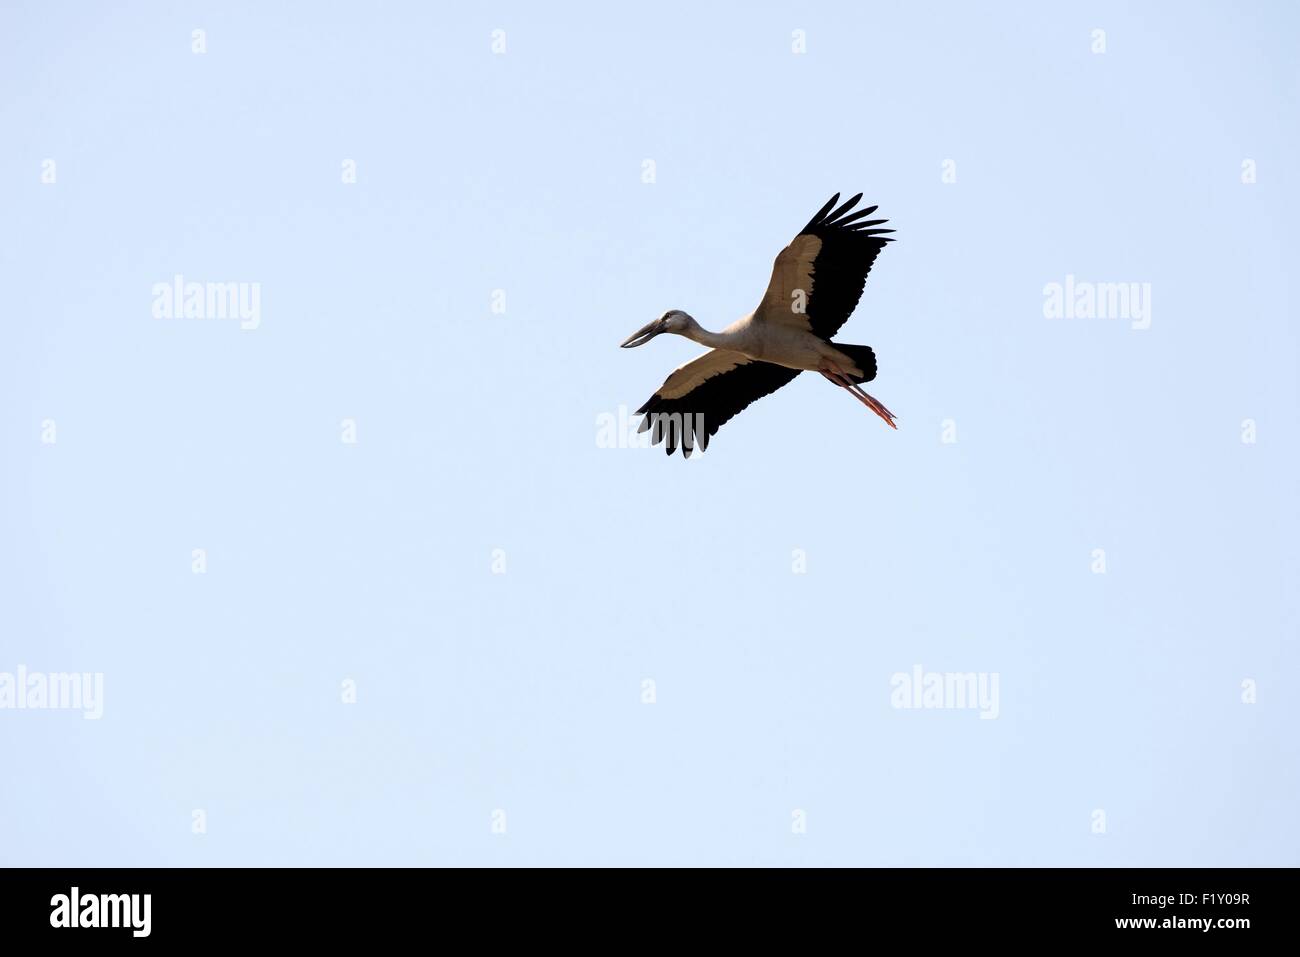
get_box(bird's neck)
[683,325,733,350]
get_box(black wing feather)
[796,193,894,340]
[636,361,801,458]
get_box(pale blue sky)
[1,1,1296,865]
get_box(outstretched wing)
[636,350,801,458]
[756,193,894,340]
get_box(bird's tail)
[829,344,877,383]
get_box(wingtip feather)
[828,192,864,221]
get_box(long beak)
[620,319,664,348]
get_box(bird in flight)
[620,193,897,457]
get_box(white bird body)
[656,321,867,412]
[677,314,863,375]
[621,193,897,456]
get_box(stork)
[620,192,897,457]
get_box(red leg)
[820,366,898,430]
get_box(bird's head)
[619,310,696,348]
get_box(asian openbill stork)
[620,192,896,457]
